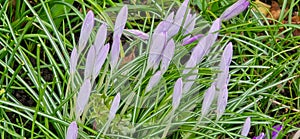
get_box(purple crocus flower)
[147,31,167,71]
[92,43,110,81]
[78,10,94,54]
[167,0,190,38]
[215,42,233,119]
[84,45,96,80]
[66,121,78,139]
[146,71,162,92]
[94,24,107,52]
[172,78,183,110]
[70,47,78,76]
[125,29,149,40]
[241,117,251,139]
[110,5,128,69]
[220,0,250,21]
[109,93,121,121]
[272,125,283,139]
[75,79,92,119]
[160,39,175,73]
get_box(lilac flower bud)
[172,78,183,110]
[110,5,128,69]
[220,0,250,21]
[70,47,78,75]
[272,125,283,139]
[66,121,78,139]
[216,42,233,91]
[125,29,149,40]
[94,24,107,52]
[241,117,251,139]
[253,133,265,139]
[201,83,216,118]
[78,10,94,54]
[146,71,162,92]
[84,45,96,80]
[147,32,167,71]
[75,79,92,119]
[92,43,110,81]
[161,39,175,73]
[182,34,203,46]
[167,0,190,38]
[109,93,121,121]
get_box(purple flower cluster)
[67,6,127,138]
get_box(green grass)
[0,0,300,138]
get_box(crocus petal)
[174,0,189,25]
[272,125,283,139]
[167,0,190,39]
[113,5,128,39]
[146,71,162,92]
[78,10,94,54]
[201,83,216,118]
[216,42,233,91]
[182,34,203,46]
[208,18,221,35]
[160,39,175,73]
[84,45,96,80]
[92,43,110,81]
[147,32,167,71]
[94,24,107,52]
[216,85,228,120]
[70,47,78,75]
[110,38,121,69]
[172,78,183,110]
[66,121,78,139]
[125,29,149,40]
[75,79,92,118]
[220,0,250,21]
[241,117,251,139]
[253,133,265,139]
[183,14,196,34]
[110,5,128,69]
[109,93,121,121]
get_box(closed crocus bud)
[75,79,92,119]
[147,31,167,71]
[110,5,128,69]
[241,117,251,139]
[109,93,121,121]
[160,39,175,73]
[92,43,110,81]
[125,29,149,40]
[66,121,78,139]
[220,0,250,21]
[70,47,78,76]
[172,78,183,110]
[94,24,107,52]
[84,45,96,80]
[146,71,162,92]
[78,10,94,54]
